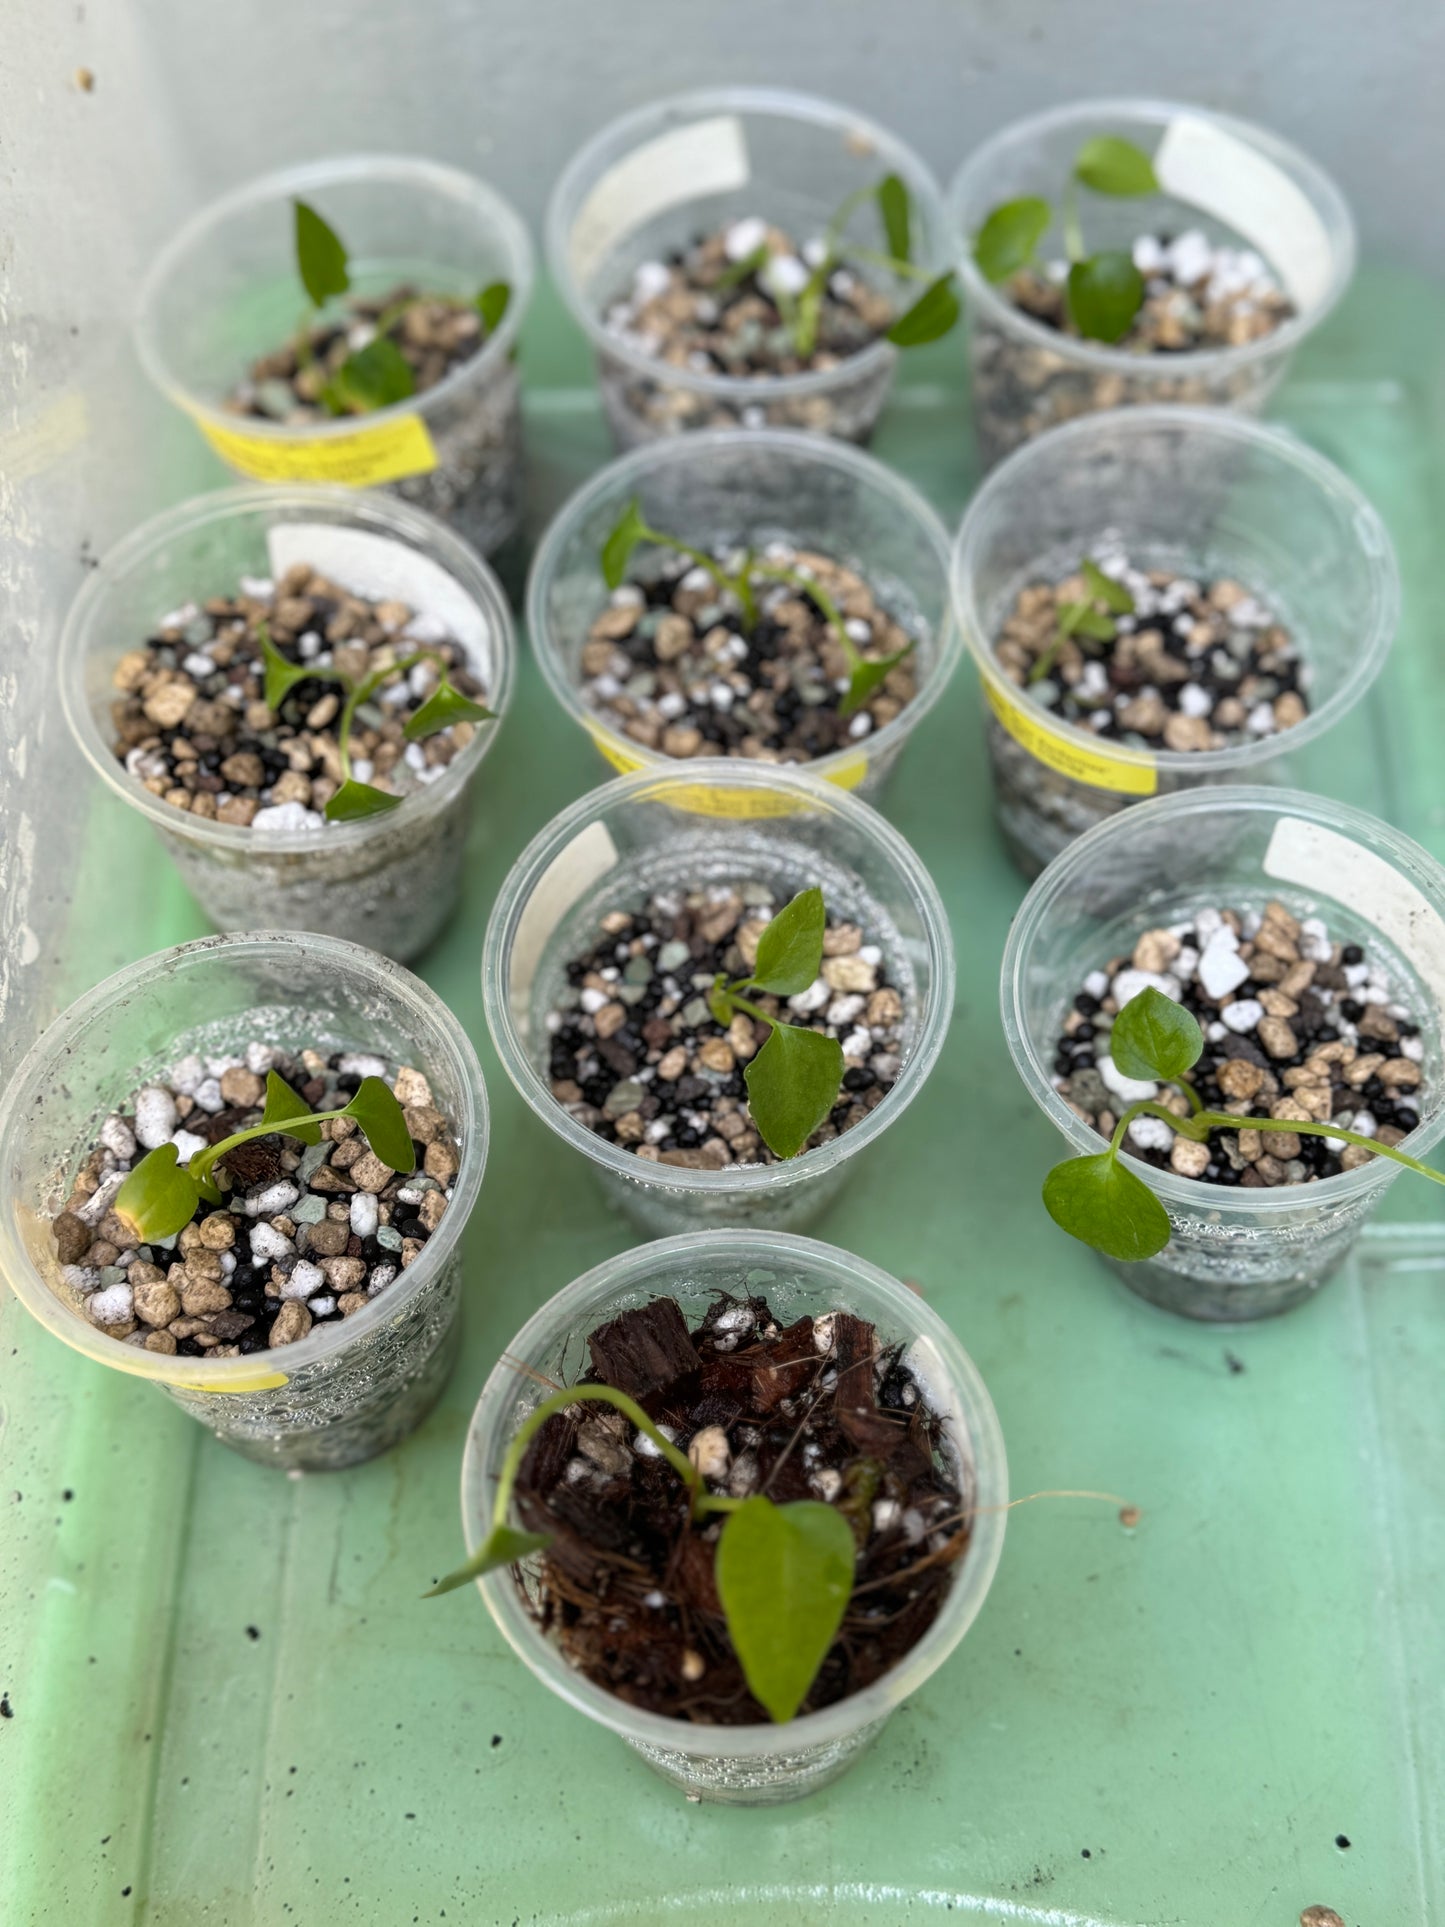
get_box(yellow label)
[983,676,1157,796]
[171,1368,289,1394]
[197,412,438,487]
[589,729,869,815]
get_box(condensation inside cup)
[490,1262,975,1802]
[507,816,925,1233]
[1023,853,1445,1318]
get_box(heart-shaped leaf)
[744,1022,845,1160]
[261,1069,321,1145]
[1067,252,1145,343]
[840,643,913,720]
[885,271,960,347]
[1070,605,1118,643]
[403,681,495,743]
[259,625,317,715]
[601,497,650,592]
[475,281,511,335]
[1042,1149,1172,1261]
[1081,558,1134,614]
[974,196,1051,283]
[324,778,404,823]
[716,1496,856,1722]
[331,336,416,413]
[876,173,912,264]
[1110,987,1203,1083]
[1074,135,1159,198]
[293,198,350,307]
[113,1143,200,1244]
[424,1522,552,1598]
[750,888,826,998]
[343,1075,416,1176]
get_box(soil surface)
[583,540,918,763]
[50,1046,460,1355]
[514,1291,968,1723]
[1006,230,1293,353]
[994,552,1308,753]
[230,285,493,423]
[547,883,906,1167]
[605,218,896,379]
[109,561,488,831]
[1055,901,1426,1188]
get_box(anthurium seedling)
[1028,557,1135,686]
[600,503,912,721]
[113,1071,414,1243]
[974,135,1160,344]
[426,1379,855,1722]
[1044,986,1445,1261]
[259,621,493,822]
[291,198,512,416]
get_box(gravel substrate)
[230,286,493,423]
[50,1046,461,1355]
[995,549,1308,753]
[605,218,896,382]
[1055,901,1426,1187]
[583,540,918,762]
[1007,230,1293,352]
[109,562,488,831]
[546,883,906,1167]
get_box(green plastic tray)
[4,269,1443,1925]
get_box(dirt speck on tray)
[547,883,906,1166]
[51,1045,460,1355]
[584,541,918,762]
[515,1292,967,1722]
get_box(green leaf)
[113,1144,200,1244]
[424,1523,552,1598]
[475,281,511,334]
[974,196,1051,283]
[716,1497,855,1722]
[1074,135,1159,198]
[343,1075,416,1175]
[714,242,769,293]
[1042,1150,1172,1262]
[876,173,912,264]
[1067,251,1145,343]
[749,888,826,998]
[261,1070,321,1146]
[324,778,404,823]
[707,980,735,1029]
[839,644,912,721]
[1081,558,1134,615]
[744,1023,845,1160]
[885,271,960,347]
[259,625,316,714]
[1071,606,1118,643]
[330,336,416,413]
[293,198,350,308]
[1110,987,1203,1083]
[600,497,650,592]
[403,680,495,742]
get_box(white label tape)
[509,820,621,1014]
[267,524,493,685]
[569,115,750,287]
[1154,114,1333,311]
[1264,815,1445,1009]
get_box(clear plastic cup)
[527,426,959,802]
[0,931,488,1469]
[951,407,1398,877]
[547,87,953,449]
[461,1229,1006,1803]
[60,483,516,962]
[134,155,534,556]
[482,763,954,1236]
[948,98,1356,468]
[1002,786,1445,1321]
